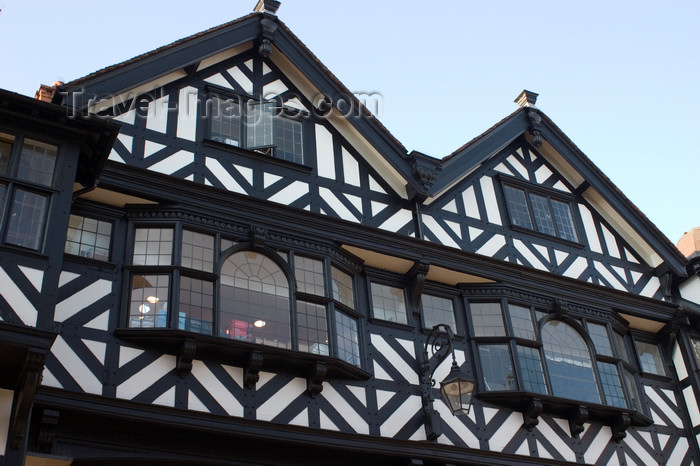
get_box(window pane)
[132,227,173,265]
[220,251,291,349]
[529,193,556,236]
[210,97,241,146]
[422,294,456,330]
[636,341,666,375]
[551,200,578,242]
[0,184,6,224]
[479,344,516,391]
[509,304,535,340]
[693,338,700,364]
[370,283,407,324]
[598,362,627,408]
[587,322,613,356]
[542,320,600,403]
[178,276,213,334]
[129,274,169,328]
[295,256,325,296]
[336,311,360,366]
[181,229,214,272]
[517,345,548,394]
[503,185,532,229]
[246,101,274,148]
[5,188,47,250]
[613,331,631,363]
[274,116,303,164]
[0,133,14,174]
[297,301,328,355]
[17,138,57,186]
[331,266,354,308]
[64,214,112,261]
[623,369,642,411]
[470,302,506,337]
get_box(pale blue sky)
[1,1,698,245]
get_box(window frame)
[498,175,582,245]
[0,131,61,253]
[122,219,365,371]
[205,86,307,165]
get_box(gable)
[421,137,665,298]
[89,44,416,236]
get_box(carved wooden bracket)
[611,412,631,442]
[10,349,46,449]
[527,109,544,148]
[245,351,264,389]
[522,398,543,430]
[37,409,60,454]
[407,262,430,315]
[307,361,327,398]
[176,339,197,378]
[553,298,570,316]
[251,225,268,249]
[568,405,588,438]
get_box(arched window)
[541,320,600,404]
[219,250,291,349]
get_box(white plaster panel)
[263,79,288,99]
[435,399,479,448]
[369,176,386,194]
[146,95,169,133]
[52,336,103,395]
[506,154,528,179]
[563,256,588,280]
[58,271,80,288]
[223,365,244,389]
[205,158,246,194]
[319,187,358,223]
[489,411,523,451]
[645,385,682,428]
[319,410,339,431]
[315,124,335,179]
[376,390,394,410]
[476,234,505,257]
[640,276,661,298]
[371,201,387,217]
[84,310,110,331]
[119,346,144,367]
[149,150,194,176]
[264,173,282,188]
[320,383,369,434]
[684,385,700,426]
[342,147,360,187]
[116,354,175,400]
[268,181,308,206]
[536,440,554,460]
[621,433,656,466]
[379,395,421,438]
[227,66,253,94]
[108,148,124,162]
[176,86,198,141]
[289,408,309,427]
[442,199,458,214]
[370,334,418,385]
[0,389,12,456]
[204,73,233,89]
[594,261,626,291]
[347,385,367,407]
[601,224,621,258]
[54,279,112,323]
[188,390,208,413]
[114,109,136,125]
[578,205,602,253]
[493,162,513,176]
[257,377,306,421]
[18,265,43,292]
[462,186,481,219]
[83,339,107,364]
[680,276,700,304]
[144,140,166,158]
[41,368,62,389]
[346,193,363,213]
[378,209,413,233]
[153,386,175,408]
[514,239,548,271]
[191,360,243,416]
[0,266,37,326]
[423,215,459,248]
[480,177,502,225]
[534,164,553,184]
[666,436,689,466]
[673,342,689,381]
[468,226,483,241]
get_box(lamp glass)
[439,364,475,416]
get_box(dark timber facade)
[2,3,700,465]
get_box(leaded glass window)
[636,340,666,376]
[371,283,407,324]
[65,214,112,261]
[421,294,456,330]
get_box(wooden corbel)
[568,405,588,438]
[407,262,430,316]
[611,412,631,442]
[10,349,47,449]
[244,351,264,389]
[176,339,197,378]
[251,225,268,249]
[307,361,327,398]
[37,409,60,454]
[522,398,543,430]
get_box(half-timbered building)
[2,1,700,464]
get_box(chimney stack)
[677,227,700,260]
[34,81,64,102]
[514,90,538,108]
